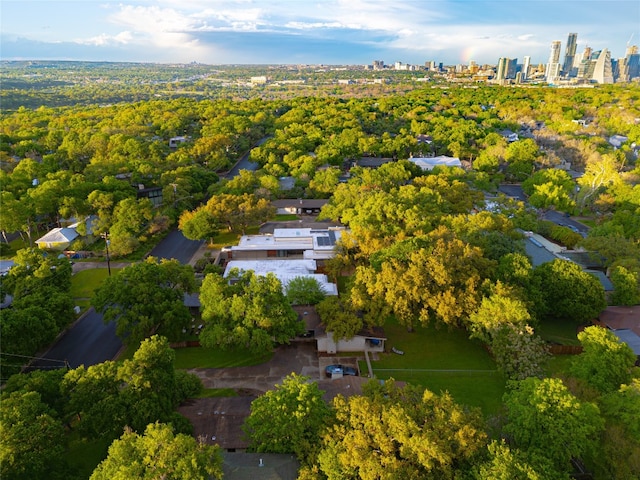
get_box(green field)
[173,345,273,369]
[70,267,123,309]
[363,318,506,415]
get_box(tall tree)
[245,373,333,461]
[90,422,222,480]
[570,326,636,394]
[199,270,303,354]
[0,391,67,480]
[503,377,604,474]
[285,276,328,306]
[532,259,606,323]
[92,257,195,346]
[318,380,486,479]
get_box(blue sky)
[2,0,638,65]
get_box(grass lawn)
[545,354,575,378]
[66,432,111,480]
[364,318,505,415]
[70,268,122,299]
[273,214,299,221]
[536,319,580,345]
[173,346,273,369]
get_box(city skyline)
[1,0,639,66]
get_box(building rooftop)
[224,259,338,295]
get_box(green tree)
[0,391,67,480]
[570,326,636,394]
[318,380,486,479]
[489,323,549,380]
[475,441,554,480]
[62,336,201,440]
[285,276,328,305]
[90,422,222,480]
[351,228,493,330]
[200,193,275,235]
[503,377,604,474]
[468,293,532,343]
[316,295,363,341]
[92,258,195,346]
[178,207,220,243]
[245,373,332,461]
[108,197,155,256]
[522,169,576,211]
[610,265,640,306]
[532,259,606,323]
[199,270,303,354]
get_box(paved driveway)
[188,342,320,394]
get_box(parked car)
[325,364,358,377]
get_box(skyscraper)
[496,57,509,80]
[590,49,614,84]
[626,45,640,81]
[562,33,578,76]
[496,57,518,81]
[576,46,593,78]
[522,56,531,80]
[546,41,562,83]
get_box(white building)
[408,155,462,171]
[223,259,338,296]
[228,227,345,262]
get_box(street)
[28,308,122,370]
[27,142,266,372]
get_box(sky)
[2,0,639,66]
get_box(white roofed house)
[223,259,338,296]
[35,216,98,251]
[35,227,79,251]
[228,227,345,264]
[408,155,462,171]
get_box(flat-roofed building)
[228,227,346,262]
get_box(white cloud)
[75,31,133,46]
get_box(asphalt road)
[27,142,269,372]
[28,308,122,370]
[147,229,204,264]
[497,183,589,235]
[224,136,268,178]
[29,231,201,372]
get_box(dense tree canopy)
[570,326,636,394]
[532,259,606,323]
[503,377,604,475]
[199,270,303,354]
[90,423,222,480]
[0,391,67,480]
[92,257,195,345]
[245,373,332,461]
[318,380,486,479]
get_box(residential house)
[271,199,328,215]
[35,227,79,251]
[227,227,345,262]
[316,325,386,354]
[597,306,640,358]
[408,155,462,171]
[224,259,338,296]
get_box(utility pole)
[102,232,111,276]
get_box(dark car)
[325,364,358,377]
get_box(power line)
[0,352,68,365]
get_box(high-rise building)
[496,57,518,81]
[546,40,562,83]
[496,57,509,80]
[522,56,531,80]
[576,46,593,78]
[590,49,614,84]
[562,33,578,76]
[626,45,640,80]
